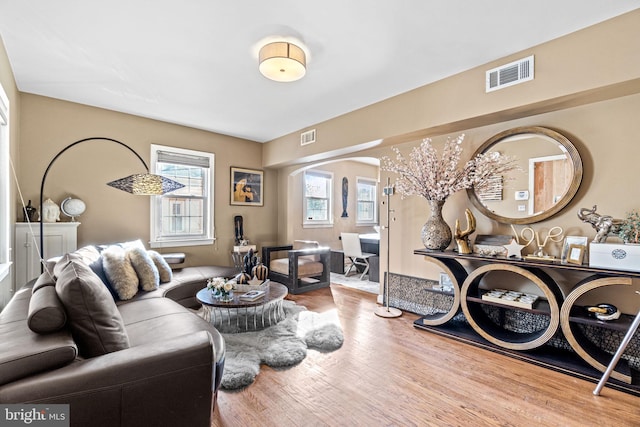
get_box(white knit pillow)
[102,245,139,300]
[127,247,160,291]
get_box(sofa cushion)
[127,246,160,291]
[0,321,76,386]
[270,257,324,277]
[53,245,102,279]
[55,260,130,358]
[0,285,33,324]
[28,285,67,333]
[118,297,225,365]
[102,245,139,300]
[148,250,173,283]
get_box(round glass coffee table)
[196,282,288,333]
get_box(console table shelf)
[412,249,640,393]
[568,306,635,332]
[466,296,552,317]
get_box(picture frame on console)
[561,236,588,263]
[231,167,264,206]
[567,244,587,265]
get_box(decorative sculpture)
[23,200,37,222]
[234,215,244,244]
[235,248,256,284]
[577,205,623,243]
[454,209,476,254]
[341,177,348,218]
[243,249,258,274]
[40,198,60,223]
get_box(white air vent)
[486,55,534,92]
[300,129,316,146]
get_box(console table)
[412,249,640,394]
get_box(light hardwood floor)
[211,284,640,427]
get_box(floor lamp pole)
[375,177,402,318]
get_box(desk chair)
[341,232,375,280]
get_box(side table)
[196,282,288,333]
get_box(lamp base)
[374,306,402,318]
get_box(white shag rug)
[217,300,344,390]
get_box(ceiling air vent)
[486,55,534,92]
[300,129,316,146]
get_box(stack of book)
[239,290,266,301]
[481,289,539,309]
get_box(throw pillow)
[147,250,173,283]
[127,247,160,291]
[120,239,146,250]
[89,256,119,300]
[55,260,130,357]
[28,285,67,333]
[53,245,101,279]
[102,245,139,300]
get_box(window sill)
[0,261,12,282]
[149,238,214,249]
[302,223,333,229]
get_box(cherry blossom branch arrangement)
[381,134,519,201]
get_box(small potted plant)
[618,210,640,244]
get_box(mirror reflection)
[467,126,582,224]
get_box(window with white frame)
[303,170,333,226]
[0,83,10,282]
[356,177,377,225]
[150,144,214,248]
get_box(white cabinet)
[14,222,79,287]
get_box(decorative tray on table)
[234,279,270,292]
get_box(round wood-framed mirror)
[467,126,583,224]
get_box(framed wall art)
[230,167,264,206]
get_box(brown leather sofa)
[0,247,237,427]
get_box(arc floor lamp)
[38,137,184,271]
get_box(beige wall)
[263,11,640,312]
[0,35,21,306]
[16,94,277,270]
[271,160,379,250]
[263,10,640,168]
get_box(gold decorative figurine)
[454,209,476,254]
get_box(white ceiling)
[1,1,638,143]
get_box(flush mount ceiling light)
[258,41,306,82]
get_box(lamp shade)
[259,41,306,82]
[106,173,184,195]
